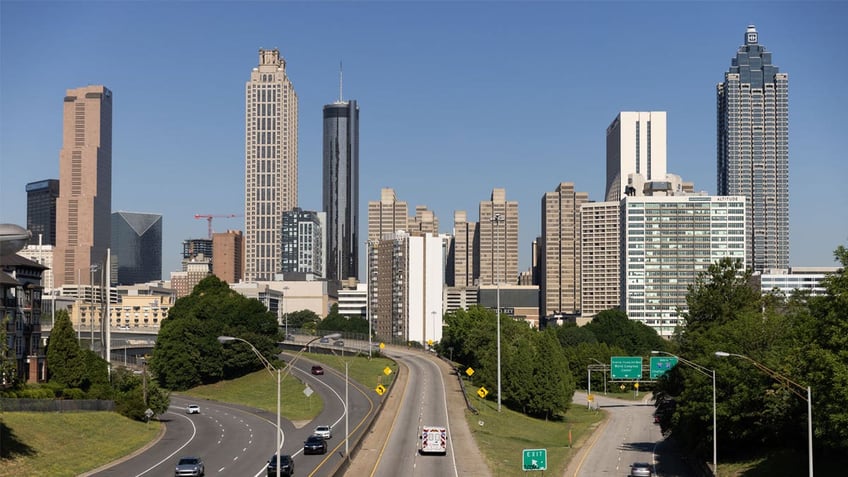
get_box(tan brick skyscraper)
[54,85,112,287]
[540,182,589,317]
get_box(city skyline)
[2,3,846,279]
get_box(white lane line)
[135,409,197,477]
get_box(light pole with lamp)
[653,351,717,475]
[490,213,504,412]
[282,286,289,340]
[89,264,99,350]
[329,346,351,461]
[715,351,813,477]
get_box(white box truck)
[419,426,447,455]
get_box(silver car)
[630,462,652,477]
[175,456,204,476]
[314,425,332,439]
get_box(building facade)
[212,230,244,284]
[26,179,60,246]
[111,211,162,285]
[605,112,667,201]
[718,25,789,272]
[0,254,47,384]
[54,85,113,287]
[540,182,589,318]
[621,195,746,337]
[368,188,408,241]
[580,201,621,317]
[280,208,325,278]
[244,48,299,281]
[758,267,840,297]
[449,211,477,287]
[478,188,519,286]
[323,99,359,281]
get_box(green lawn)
[299,352,397,391]
[464,386,606,476]
[0,411,161,477]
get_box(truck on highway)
[419,426,447,455]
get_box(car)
[314,425,332,439]
[174,456,205,476]
[319,337,330,344]
[303,435,327,455]
[266,454,294,477]
[333,340,345,347]
[311,365,324,375]
[186,404,200,414]
[630,462,653,477]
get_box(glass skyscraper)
[323,99,359,281]
[717,25,789,272]
[26,179,59,245]
[111,211,162,285]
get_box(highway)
[371,348,459,477]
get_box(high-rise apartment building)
[280,208,325,278]
[182,238,213,263]
[26,179,60,246]
[111,211,162,285]
[323,99,359,281]
[449,211,477,287]
[212,229,244,284]
[718,25,789,272]
[244,48,298,281]
[368,188,408,241]
[410,206,439,235]
[580,201,621,317]
[478,188,518,286]
[540,183,589,317]
[54,85,113,287]
[605,112,667,201]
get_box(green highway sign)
[650,356,679,379]
[610,356,643,380]
[522,448,547,471]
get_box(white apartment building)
[606,112,667,201]
[759,267,840,297]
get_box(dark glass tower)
[111,211,162,285]
[718,25,789,272]
[26,179,60,245]
[323,99,359,281]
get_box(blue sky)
[2,1,846,279]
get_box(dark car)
[333,340,344,347]
[266,454,294,477]
[311,365,324,375]
[174,456,205,476]
[630,462,653,477]
[303,435,327,455]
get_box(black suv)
[266,454,293,477]
[303,435,327,455]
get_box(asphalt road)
[371,348,460,477]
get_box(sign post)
[522,448,547,471]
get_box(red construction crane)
[194,213,242,239]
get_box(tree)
[584,309,667,355]
[683,257,760,331]
[286,309,320,329]
[0,316,18,388]
[317,304,369,334]
[46,310,87,389]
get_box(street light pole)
[344,360,349,460]
[282,285,289,340]
[653,351,716,474]
[490,213,504,412]
[715,351,813,477]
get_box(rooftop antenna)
[339,60,343,102]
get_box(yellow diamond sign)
[466,367,474,377]
[477,387,489,399]
[375,384,386,396]
[379,342,385,349]
[383,366,393,376]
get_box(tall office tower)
[368,188,408,241]
[212,229,244,284]
[54,85,113,287]
[111,212,162,285]
[478,188,519,286]
[244,48,299,281]
[718,25,789,272]
[280,208,325,277]
[410,206,439,235]
[182,238,213,263]
[580,201,621,317]
[26,179,60,246]
[621,195,746,337]
[450,211,477,287]
[540,183,589,318]
[323,99,359,282]
[605,112,667,201]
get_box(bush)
[60,388,85,400]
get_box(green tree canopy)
[46,310,87,389]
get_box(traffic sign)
[650,356,679,379]
[610,356,643,379]
[466,367,475,377]
[379,342,385,349]
[383,366,393,376]
[477,387,489,399]
[375,384,386,396]
[522,448,547,471]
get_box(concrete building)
[244,48,299,281]
[171,258,211,298]
[280,209,325,278]
[212,230,244,284]
[477,284,541,328]
[17,245,55,290]
[338,280,367,319]
[758,267,840,297]
[478,188,518,286]
[54,85,113,287]
[368,188,408,241]
[605,112,667,202]
[323,99,359,282]
[621,195,746,337]
[26,179,60,246]
[540,182,589,318]
[448,210,477,287]
[111,211,162,285]
[718,25,789,272]
[580,201,621,317]
[411,206,439,235]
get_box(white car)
[314,425,332,439]
[186,404,200,414]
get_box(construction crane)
[194,213,242,239]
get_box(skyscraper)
[605,112,667,201]
[26,179,60,246]
[323,99,359,281]
[718,25,789,272]
[54,85,112,287]
[368,188,408,241]
[212,229,244,284]
[478,188,518,286]
[111,211,162,285]
[280,208,325,277]
[244,48,298,281]
[449,211,477,287]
